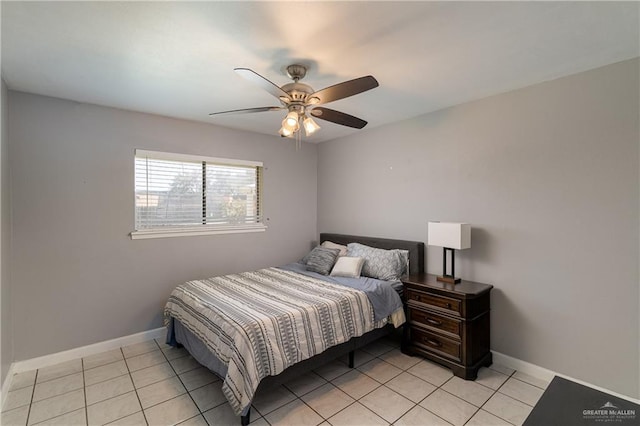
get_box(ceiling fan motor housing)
[286,64,308,82]
[281,82,314,104]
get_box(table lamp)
[428,222,471,284]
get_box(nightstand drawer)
[406,289,461,315]
[410,327,461,361]
[409,308,461,338]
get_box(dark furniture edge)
[403,274,493,300]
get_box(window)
[131,149,265,239]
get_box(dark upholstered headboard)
[319,233,425,275]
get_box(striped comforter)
[163,267,384,415]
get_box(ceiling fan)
[209,64,379,139]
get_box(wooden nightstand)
[401,273,493,380]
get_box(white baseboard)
[492,351,640,405]
[11,327,166,374]
[2,327,166,410]
[1,362,17,412]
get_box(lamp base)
[437,275,461,284]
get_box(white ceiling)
[2,1,638,143]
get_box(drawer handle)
[446,303,452,309]
[425,337,442,347]
[426,318,442,326]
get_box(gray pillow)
[346,243,408,281]
[304,246,341,275]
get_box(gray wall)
[318,59,639,398]
[8,91,317,361]
[1,79,12,386]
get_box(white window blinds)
[132,150,265,239]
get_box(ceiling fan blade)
[234,68,290,101]
[209,106,284,116]
[310,107,368,129]
[310,76,378,105]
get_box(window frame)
[131,149,267,240]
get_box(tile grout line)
[317,354,413,425]
[510,374,548,391]
[81,358,88,426]
[29,408,86,426]
[80,345,156,425]
[149,350,221,425]
[269,395,324,425]
[121,343,161,360]
[437,374,480,424]
[376,384,419,424]
[89,370,132,387]
[474,368,521,426]
[437,374,497,424]
[495,390,537,408]
[494,371,538,407]
[157,342,211,425]
[84,357,124,372]
[82,376,132,408]
[410,373,458,426]
[268,364,375,423]
[17,384,85,412]
[345,350,438,425]
[301,385,359,423]
[462,386,499,426]
[183,376,223,395]
[24,369,37,426]
[372,352,517,426]
[281,377,340,423]
[30,369,79,386]
[84,356,148,426]
[325,398,386,425]
[82,349,210,424]
[477,368,517,418]
[121,346,151,426]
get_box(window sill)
[130,224,267,240]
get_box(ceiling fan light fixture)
[279,126,293,137]
[284,111,299,128]
[282,111,300,134]
[303,116,321,136]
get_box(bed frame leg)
[240,408,250,426]
[348,350,355,368]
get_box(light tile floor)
[1,335,550,426]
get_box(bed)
[164,233,425,425]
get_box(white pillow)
[321,240,348,256]
[330,257,365,278]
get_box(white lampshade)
[428,222,471,250]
